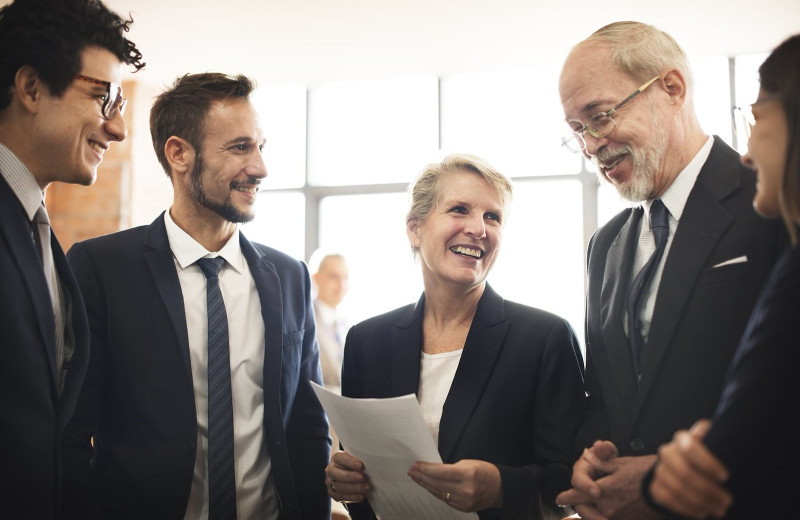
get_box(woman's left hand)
[408,459,503,512]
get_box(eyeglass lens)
[103,84,125,119]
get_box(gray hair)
[582,21,694,97]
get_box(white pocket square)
[713,255,748,268]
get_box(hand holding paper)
[326,451,369,503]
[312,382,478,520]
[408,459,503,512]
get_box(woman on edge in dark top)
[645,34,800,520]
[324,154,586,519]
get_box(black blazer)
[62,212,330,520]
[341,284,585,520]
[579,137,786,456]
[0,175,90,519]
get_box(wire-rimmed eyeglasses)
[561,75,660,154]
[75,74,127,120]
[733,93,780,141]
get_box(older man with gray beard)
[554,21,785,520]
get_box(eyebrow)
[444,198,503,213]
[222,136,266,147]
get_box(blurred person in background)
[310,250,351,393]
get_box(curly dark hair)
[0,0,145,111]
[150,73,255,178]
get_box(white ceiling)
[5,0,800,88]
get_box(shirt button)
[630,438,646,453]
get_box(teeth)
[601,155,624,171]
[89,142,104,153]
[234,186,258,194]
[450,246,482,258]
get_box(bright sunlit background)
[3,0,788,344]
[237,52,770,342]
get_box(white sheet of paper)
[312,382,478,520]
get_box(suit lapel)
[599,208,641,409]
[0,178,58,387]
[637,139,738,407]
[388,295,424,398]
[239,235,287,425]
[144,213,192,378]
[438,285,509,462]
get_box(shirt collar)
[0,141,45,220]
[163,209,245,273]
[314,299,338,325]
[643,135,714,222]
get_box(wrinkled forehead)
[559,43,634,119]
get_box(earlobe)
[14,66,43,113]
[406,219,420,247]
[661,69,687,106]
[164,136,195,179]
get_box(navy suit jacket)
[579,137,786,456]
[341,285,586,520]
[0,175,90,519]
[701,244,800,518]
[62,212,330,519]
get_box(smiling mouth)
[233,184,259,195]
[88,141,107,154]
[450,246,483,259]
[599,154,626,173]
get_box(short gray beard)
[594,103,669,202]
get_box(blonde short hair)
[406,154,512,256]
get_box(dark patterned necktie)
[627,199,669,379]
[34,205,66,390]
[196,257,237,520]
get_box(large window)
[246,54,761,342]
[307,77,439,186]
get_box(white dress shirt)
[0,142,67,385]
[627,136,714,342]
[163,211,279,520]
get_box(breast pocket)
[280,329,305,374]
[696,258,763,287]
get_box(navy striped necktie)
[196,257,237,520]
[627,199,669,379]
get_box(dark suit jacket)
[578,136,785,456]
[341,284,586,520]
[0,175,90,519]
[701,243,800,518]
[62,212,330,520]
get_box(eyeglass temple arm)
[608,75,661,117]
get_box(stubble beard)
[189,153,255,224]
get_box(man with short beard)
[63,73,330,520]
[554,21,785,520]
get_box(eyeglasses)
[561,75,661,153]
[74,74,127,120]
[733,93,780,141]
